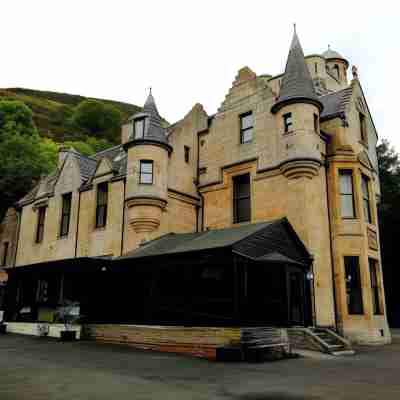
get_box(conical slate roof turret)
[126,90,172,152]
[271,28,323,114]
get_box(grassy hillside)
[0,88,142,143]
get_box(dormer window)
[134,117,148,139]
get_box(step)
[325,344,344,350]
[331,350,355,356]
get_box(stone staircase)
[288,327,354,356]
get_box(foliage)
[377,139,400,327]
[0,88,141,144]
[72,100,122,140]
[0,101,58,218]
[0,100,38,137]
[63,137,112,157]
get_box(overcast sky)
[2,1,399,150]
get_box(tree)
[0,101,57,219]
[0,100,38,138]
[63,137,112,157]
[377,139,400,327]
[72,100,122,142]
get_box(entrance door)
[288,268,305,326]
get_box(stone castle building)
[0,30,390,345]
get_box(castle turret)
[323,45,349,86]
[271,27,323,179]
[123,91,172,246]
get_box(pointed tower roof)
[271,27,323,114]
[125,90,172,152]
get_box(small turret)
[124,91,172,248]
[271,27,323,179]
[323,45,349,86]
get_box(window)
[334,64,340,80]
[95,183,108,228]
[240,112,253,144]
[314,63,318,74]
[314,113,319,132]
[139,160,153,184]
[60,192,72,237]
[283,112,293,133]
[233,173,251,223]
[134,117,148,139]
[339,170,355,219]
[369,259,382,315]
[2,242,9,266]
[359,112,367,142]
[36,279,49,303]
[344,256,364,315]
[184,146,190,163]
[361,175,372,223]
[36,207,46,243]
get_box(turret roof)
[322,46,349,68]
[271,28,322,113]
[128,91,169,147]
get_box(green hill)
[0,88,142,143]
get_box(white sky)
[2,1,399,151]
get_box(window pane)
[241,113,253,130]
[237,198,251,222]
[140,162,153,174]
[234,174,250,197]
[341,195,355,218]
[361,176,369,199]
[135,119,144,139]
[140,173,153,184]
[242,128,253,143]
[340,173,353,195]
[344,256,363,315]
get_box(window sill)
[93,226,107,232]
[232,220,252,226]
[58,235,69,240]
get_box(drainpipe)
[12,207,22,268]
[325,159,339,331]
[120,179,126,256]
[74,190,81,258]
[196,131,204,232]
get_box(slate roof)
[93,144,127,175]
[319,87,353,120]
[117,218,311,267]
[271,30,322,113]
[69,150,97,180]
[127,92,169,147]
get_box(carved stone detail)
[280,159,320,180]
[126,197,167,233]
